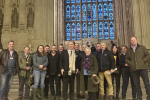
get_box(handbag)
[28,69,34,86]
[87,71,93,76]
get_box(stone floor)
[8,72,150,100]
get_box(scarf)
[83,54,92,70]
[68,50,76,75]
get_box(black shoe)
[80,95,85,99]
[77,94,81,98]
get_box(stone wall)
[1,0,54,53]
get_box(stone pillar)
[132,0,142,44]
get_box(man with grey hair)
[96,42,115,100]
[0,40,19,100]
[60,41,79,100]
[126,37,150,100]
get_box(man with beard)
[58,44,64,54]
[60,41,79,100]
[46,45,61,100]
[44,45,50,99]
[78,44,87,99]
[74,43,81,99]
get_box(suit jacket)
[59,50,79,77]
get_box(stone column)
[132,0,142,44]
[54,0,58,46]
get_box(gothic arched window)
[65,0,114,40]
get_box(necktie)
[70,51,72,56]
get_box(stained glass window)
[72,23,76,40]
[88,22,92,38]
[77,23,81,40]
[92,4,97,20]
[82,22,87,38]
[87,4,91,21]
[65,0,114,40]
[93,22,97,38]
[82,4,86,21]
[76,5,80,21]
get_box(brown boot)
[100,95,104,100]
[3,97,9,100]
[16,97,22,100]
[109,95,114,100]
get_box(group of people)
[0,37,150,100]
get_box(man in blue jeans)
[0,40,19,100]
[126,37,150,100]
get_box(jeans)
[33,70,47,88]
[121,67,136,98]
[49,75,61,96]
[131,69,150,100]
[19,76,30,97]
[0,69,14,99]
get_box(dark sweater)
[47,52,60,75]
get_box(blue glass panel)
[82,0,86,3]
[71,5,75,21]
[108,0,112,1]
[92,4,97,20]
[109,21,114,39]
[82,4,86,21]
[87,0,91,2]
[87,4,91,21]
[82,23,87,38]
[71,0,75,3]
[93,22,97,38]
[66,23,71,40]
[104,22,109,39]
[66,5,70,22]
[88,22,92,38]
[76,0,80,3]
[92,0,96,2]
[103,3,108,20]
[99,22,103,39]
[103,0,107,2]
[76,5,80,21]
[77,23,81,40]
[108,3,113,20]
[98,0,102,2]
[98,3,103,20]
[66,0,70,4]
[72,23,76,40]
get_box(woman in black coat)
[111,45,121,100]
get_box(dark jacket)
[47,52,60,75]
[0,49,19,74]
[80,55,98,92]
[125,44,150,72]
[119,54,128,68]
[79,51,86,71]
[96,49,115,71]
[18,52,33,77]
[91,47,96,53]
[92,50,101,57]
[59,50,79,77]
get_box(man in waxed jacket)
[126,37,150,100]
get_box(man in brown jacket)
[0,40,19,100]
[126,37,150,100]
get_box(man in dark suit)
[60,41,79,100]
[74,43,81,99]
